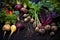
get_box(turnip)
[2,24,11,36]
[9,25,16,38]
[39,29,45,34]
[23,14,29,18]
[45,25,51,30]
[20,8,28,13]
[51,26,57,31]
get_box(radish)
[27,16,31,20]
[45,25,51,30]
[23,14,29,18]
[30,18,34,23]
[2,24,11,36]
[9,25,16,38]
[35,27,39,32]
[24,18,29,22]
[20,8,28,13]
[39,29,45,34]
[33,21,36,28]
[51,26,57,31]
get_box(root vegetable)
[39,29,45,34]
[14,4,22,10]
[35,27,39,32]
[23,14,29,17]
[27,16,31,20]
[2,24,11,36]
[30,18,34,23]
[51,26,57,31]
[45,25,51,30]
[33,21,36,28]
[9,25,16,37]
[20,8,28,13]
[24,18,29,22]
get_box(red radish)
[45,25,51,30]
[23,14,29,17]
[2,24,11,36]
[30,18,34,23]
[50,32,55,36]
[35,27,39,32]
[20,8,28,13]
[51,26,57,31]
[39,29,45,34]
[9,25,16,38]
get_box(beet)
[14,4,23,10]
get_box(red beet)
[14,4,22,10]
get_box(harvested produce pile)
[0,0,60,40]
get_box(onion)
[39,29,45,34]
[2,24,11,36]
[30,18,34,23]
[14,4,22,10]
[20,8,28,13]
[23,14,29,17]
[9,25,16,38]
[51,26,57,31]
[50,32,55,36]
[45,25,51,30]
[35,27,39,32]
